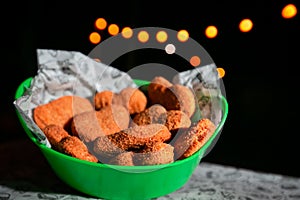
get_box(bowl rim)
[14,77,228,170]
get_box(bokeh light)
[217,67,225,78]
[89,32,101,44]
[137,30,149,43]
[205,26,218,38]
[282,4,297,19]
[177,30,189,42]
[121,27,133,39]
[239,19,253,32]
[165,44,176,54]
[156,31,168,43]
[190,56,201,67]
[108,24,119,36]
[95,18,107,30]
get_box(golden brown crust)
[42,124,70,147]
[131,104,167,127]
[172,118,216,160]
[160,110,191,133]
[107,152,135,166]
[94,90,114,110]
[33,95,93,131]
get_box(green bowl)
[15,77,228,200]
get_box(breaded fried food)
[147,76,196,118]
[131,104,167,127]
[113,87,147,114]
[93,136,125,160]
[134,142,174,165]
[159,110,191,133]
[93,124,171,153]
[57,136,98,163]
[71,104,130,142]
[107,152,135,166]
[43,124,70,147]
[33,95,94,131]
[94,90,114,110]
[172,118,216,160]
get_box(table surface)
[1,139,300,200]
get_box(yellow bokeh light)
[156,31,168,43]
[282,4,297,19]
[205,25,218,38]
[137,30,149,43]
[121,27,133,39]
[239,19,253,32]
[217,67,225,78]
[190,56,201,67]
[95,18,107,30]
[108,24,119,36]
[89,32,101,44]
[177,30,189,42]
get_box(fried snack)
[147,76,196,118]
[71,104,130,142]
[113,87,147,114]
[93,124,171,154]
[107,152,135,166]
[33,95,94,131]
[93,136,125,160]
[159,110,191,134]
[42,124,70,147]
[94,90,114,110]
[134,142,174,165]
[172,118,216,160]
[130,104,167,127]
[57,136,98,163]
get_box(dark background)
[2,0,300,178]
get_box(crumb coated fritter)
[107,152,135,166]
[159,110,191,133]
[113,87,147,114]
[172,118,216,160]
[147,76,196,118]
[134,142,174,165]
[43,124,70,147]
[93,124,171,155]
[33,95,94,131]
[71,104,130,142]
[93,136,125,161]
[94,90,114,110]
[57,136,98,163]
[131,104,167,127]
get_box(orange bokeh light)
[282,4,297,19]
[190,56,201,67]
[108,24,119,36]
[217,67,225,78]
[239,19,253,32]
[89,32,101,44]
[95,18,107,30]
[156,31,168,43]
[121,27,133,39]
[177,30,189,42]
[205,25,218,38]
[137,30,149,43]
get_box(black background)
[2,0,300,177]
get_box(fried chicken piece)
[172,118,216,160]
[130,104,167,127]
[93,136,125,161]
[147,76,196,118]
[57,136,98,163]
[42,124,70,147]
[94,90,114,110]
[134,142,174,165]
[71,104,130,142]
[33,95,94,131]
[113,87,147,114]
[93,124,171,155]
[107,152,135,166]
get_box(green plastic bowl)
[15,77,228,200]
